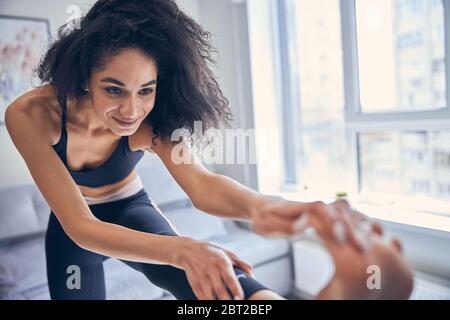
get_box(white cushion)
[163,206,229,240]
[0,185,46,241]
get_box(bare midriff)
[77,169,138,199]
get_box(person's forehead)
[94,50,158,84]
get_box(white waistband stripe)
[83,174,144,205]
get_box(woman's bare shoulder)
[129,120,156,152]
[132,120,185,157]
[131,121,175,154]
[7,85,62,145]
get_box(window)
[288,0,346,194]
[356,0,446,112]
[277,0,450,216]
[359,129,450,202]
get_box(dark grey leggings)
[45,188,268,300]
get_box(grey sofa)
[0,155,292,300]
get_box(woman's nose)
[119,98,140,119]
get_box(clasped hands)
[249,196,414,299]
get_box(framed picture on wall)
[0,15,51,125]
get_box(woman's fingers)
[334,200,384,237]
[332,199,373,251]
[308,201,360,248]
[181,241,245,300]
[372,222,384,236]
[280,201,355,249]
[254,197,386,253]
[209,271,232,300]
[206,250,245,300]
[275,201,340,241]
[209,259,244,300]
[221,266,245,300]
[390,237,403,254]
[280,200,337,226]
[190,277,209,300]
[226,251,254,278]
[348,209,383,237]
[200,279,216,300]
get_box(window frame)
[274,0,301,187]
[276,0,450,205]
[341,0,450,128]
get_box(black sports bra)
[52,99,144,188]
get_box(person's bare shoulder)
[6,85,62,145]
[130,119,157,153]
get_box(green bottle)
[335,191,348,199]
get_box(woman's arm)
[6,101,253,300]
[184,172,269,221]
[148,136,267,220]
[5,101,185,266]
[152,137,365,247]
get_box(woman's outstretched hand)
[249,196,368,251]
[171,238,253,300]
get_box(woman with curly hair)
[5,0,412,300]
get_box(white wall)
[0,0,92,187]
[0,0,95,36]
[0,0,201,187]
[197,0,258,189]
[0,0,255,188]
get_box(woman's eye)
[139,88,154,96]
[105,87,122,96]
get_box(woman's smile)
[112,115,140,128]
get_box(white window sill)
[352,203,450,235]
[275,189,450,236]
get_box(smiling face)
[86,48,158,135]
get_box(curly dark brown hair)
[37,0,233,145]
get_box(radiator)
[292,239,334,297]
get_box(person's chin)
[110,119,140,134]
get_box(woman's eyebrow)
[100,77,157,87]
[140,80,157,87]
